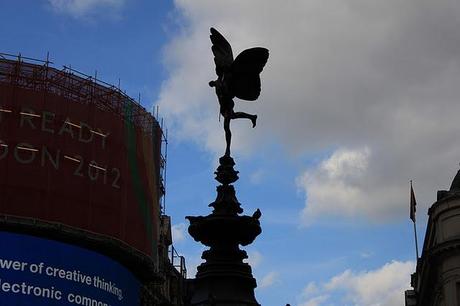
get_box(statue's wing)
[210,28,234,77]
[230,47,269,101]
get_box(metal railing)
[0,52,156,133]
[169,245,187,279]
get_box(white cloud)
[297,147,408,224]
[301,282,320,298]
[245,250,263,268]
[259,271,279,289]
[48,0,124,18]
[158,0,460,223]
[298,260,415,306]
[172,223,187,243]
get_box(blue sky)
[3,1,460,305]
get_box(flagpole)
[410,180,419,261]
[413,219,419,260]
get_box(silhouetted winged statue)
[209,27,269,157]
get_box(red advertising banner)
[0,72,161,260]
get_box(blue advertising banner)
[0,231,141,305]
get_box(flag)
[410,181,416,222]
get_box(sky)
[2,1,460,305]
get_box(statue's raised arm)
[209,27,269,157]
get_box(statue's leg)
[224,117,231,156]
[233,112,257,128]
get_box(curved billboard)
[0,59,162,259]
[0,231,141,305]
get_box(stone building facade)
[406,170,460,306]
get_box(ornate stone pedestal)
[186,156,262,306]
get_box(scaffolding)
[0,52,168,210]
